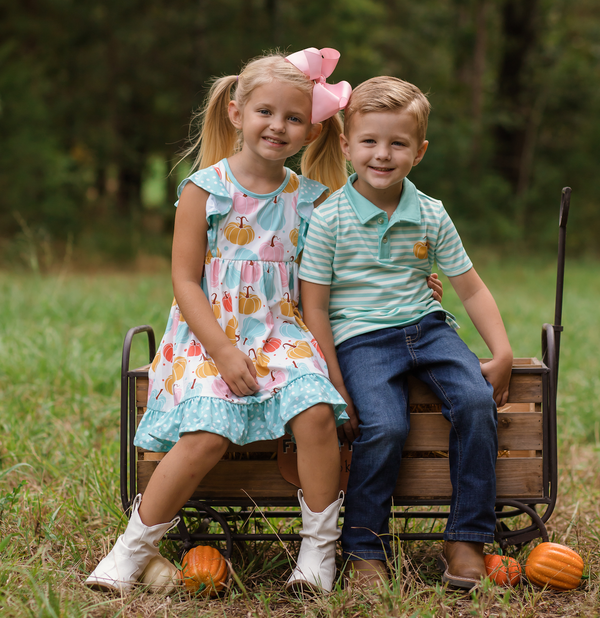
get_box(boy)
[299,76,513,589]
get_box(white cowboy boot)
[285,489,344,594]
[85,495,180,593]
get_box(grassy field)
[0,256,599,617]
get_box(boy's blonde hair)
[344,76,430,144]
[182,53,347,192]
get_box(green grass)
[0,259,599,617]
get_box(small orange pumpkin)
[413,240,429,260]
[179,545,228,596]
[484,554,521,586]
[525,542,584,591]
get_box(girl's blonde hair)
[182,53,347,192]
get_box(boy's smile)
[340,109,428,212]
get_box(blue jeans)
[337,312,498,561]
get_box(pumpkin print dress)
[134,159,348,452]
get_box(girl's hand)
[213,347,259,397]
[335,383,361,444]
[480,356,512,408]
[427,273,443,302]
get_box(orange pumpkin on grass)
[525,542,584,590]
[484,554,522,586]
[179,545,228,596]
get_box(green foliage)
[1,0,599,264]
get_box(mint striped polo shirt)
[298,174,473,346]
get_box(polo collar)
[344,173,422,225]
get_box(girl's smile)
[229,81,321,166]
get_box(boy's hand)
[427,273,443,302]
[335,383,360,444]
[480,356,512,408]
[213,347,259,397]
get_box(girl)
[86,48,353,596]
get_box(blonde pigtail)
[181,75,239,173]
[301,113,347,194]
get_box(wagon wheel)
[169,501,234,560]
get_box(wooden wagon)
[118,189,570,559]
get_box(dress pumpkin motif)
[135,159,348,451]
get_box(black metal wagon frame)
[118,188,571,558]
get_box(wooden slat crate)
[132,357,546,504]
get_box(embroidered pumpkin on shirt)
[413,239,430,260]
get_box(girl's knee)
[291,403,336,435]
[179,431,230,459]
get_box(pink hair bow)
[285,47,352,124]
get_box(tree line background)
[1,0,598,268]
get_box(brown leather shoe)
[343,559,389,590]
[437,541,486,590]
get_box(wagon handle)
[552,187,570,390]
[121,325,156,513]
